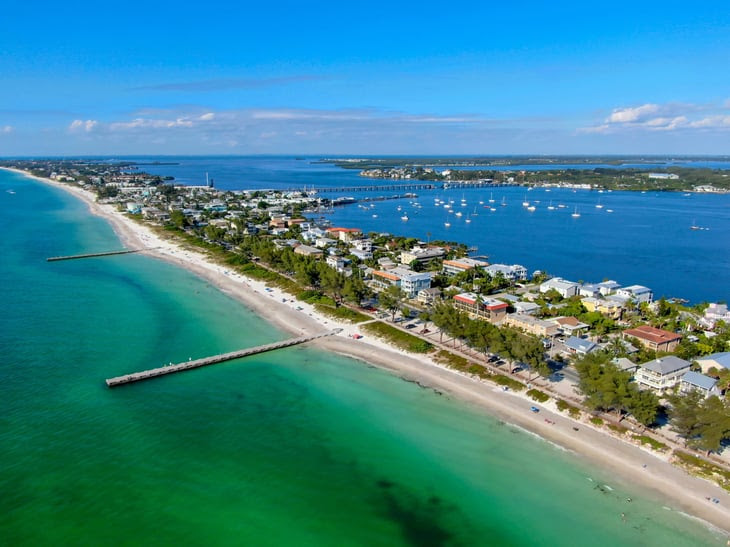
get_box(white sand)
[7,167,730,535]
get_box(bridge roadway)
[105,328,342,387]
[295,181,517,194]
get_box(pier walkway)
[47,248,150,262]
[105,328,342,387]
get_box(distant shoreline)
[5,165,730,536]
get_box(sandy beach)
[7,166,730,536]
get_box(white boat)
[595,199,604,209]
[558,204,566,209]
[490,207,497,212]
[444,221,451,227]
[547,200,555,210]
[372,214,378,218]
[501,197,507,207]
[488,193,495,203]
[397,206,402,211]
[478,200,484,205]
[571,207,580,218]
[522,196,530,207]
[606,209,614,213]
[465,215,472,224]
[401,214,409,221]
[527,205,536,212]
[455,211,462,217]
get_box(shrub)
[527,389,550,403]
[590,417,604,426]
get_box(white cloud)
[581,100,730,134]
[607,104,659,123]
[68,119,98,132]
[1,125,13,134]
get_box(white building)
[679,371,720,398]
[635,356,691,392]
[539,277,579,298]
[484,263,527,282]
[616,285,653,304]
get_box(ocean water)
[0,169,727,545]
[127,156,729,303]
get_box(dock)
[105,328,342,387]
[47,248,148,262]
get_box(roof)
[553,316,588,328]
[620,285,652,294]
[641,356,691,375]
[623,325,682,345]
[327,227,362,233]
[613,357,638,371]
[681,371,718,391]
[564,336,597,353]
[695,352,730,369]
[373,270,400,281]
[454,292,508,310]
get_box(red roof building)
[622,325,682,353]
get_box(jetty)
[105,328,342,387]
[47,248,149,262]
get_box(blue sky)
[1,1,729,155]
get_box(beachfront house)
[679,371,721,398]
[596,280,621,296]
[441,258,490,277]
[635,356,691,391]
[372,267,432,298]
[581,297,624,320]
[616,285,653,304]
[484,264,528,282]
[400,246,445,267]
[700,303,730,329]
[539,277,579,299]
[694,352,730,374]
[327,227,362,243]
[453,292,509,323]
[622,325,682,353]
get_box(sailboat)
[471,206,479,217]
[595,199,604,209]
[501,197,507,207]
[547,200,555,210]
[571,207,580,218]
[522,196,530,207]
[465,214,472,224]
[488,193,495,203]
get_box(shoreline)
[6,166,730,536]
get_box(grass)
[432,351,525,391]
[590,417,604,426]
[527,389,550,403]
[556,399,582,419]
[362,322,434,353]
[673,451,730,492]
[607,423,629,435]
[314,303,370,323]
[631,434,669,452]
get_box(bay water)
[0,169,726,545]
[131,156,729,303]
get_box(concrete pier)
[47,249,148,262]
[105,329,342,387]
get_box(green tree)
[379,285,405,322]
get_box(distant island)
[320,156,730,193]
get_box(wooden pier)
[47,249,148,262]
[105,329,342,387]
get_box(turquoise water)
[0,170,726,545]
